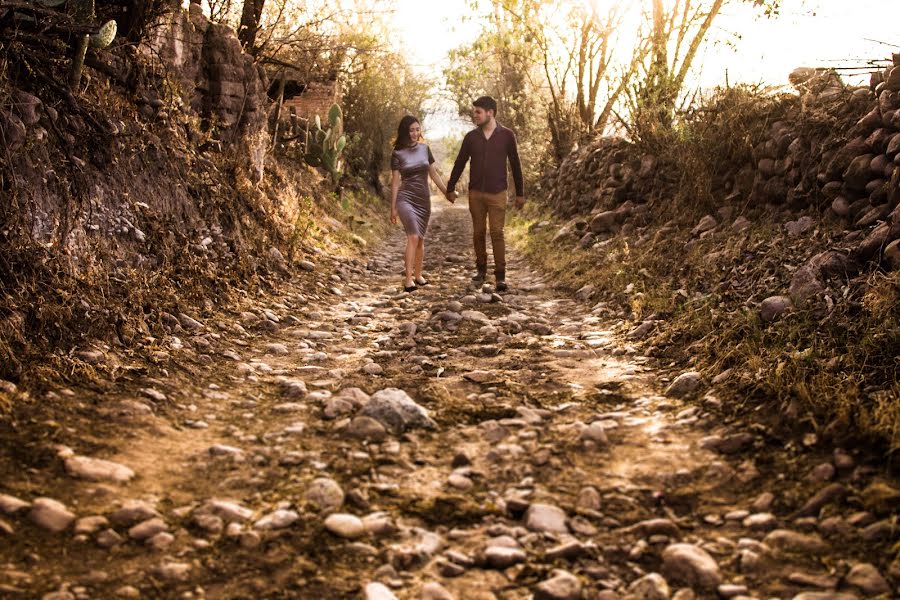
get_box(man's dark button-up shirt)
[447,124,524,197]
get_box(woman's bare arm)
[428,164,448,196]
[390,170,401,224]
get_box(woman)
[390,115,451,292]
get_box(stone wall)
[543,56,900,309]
[144,4,270,179]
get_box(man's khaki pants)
[468,190,507,274]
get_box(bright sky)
[389,0,900,137]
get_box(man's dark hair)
[473,96,497,114]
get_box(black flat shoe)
[415,278,429,286]
[404,284,418,293]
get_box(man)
[446,96,525,292]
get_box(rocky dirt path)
[1,199,897,600]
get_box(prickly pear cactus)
[303,103,348,185]
[89,20,117,49]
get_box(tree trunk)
[238,0,266,53]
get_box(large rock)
[360,388,436,434]
[661,543,722,591]
[65,456,135,483]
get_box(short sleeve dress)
[391,143,435,237]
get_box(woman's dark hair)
[393,115,420,150]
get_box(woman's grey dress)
[392,144,435,237]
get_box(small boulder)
[360,388,436,434]
[661,543,721,591]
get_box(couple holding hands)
[390,96,525,293]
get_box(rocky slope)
[521,59,900,450]
[0,5,374,385]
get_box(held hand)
[446,191,457,204]
[390,209,398,225]
[514,196,525,210]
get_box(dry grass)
[510,211,900,453]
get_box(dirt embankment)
[516,64,900,451]
[0,5,384,392]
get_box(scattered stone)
[791,594,860,600]
[691,215,717,236]
[281,379,308,399]
[254,509,299,530]
[324,513,365,539]
[845,563,890,596]
[28,498,75,533]
[0,494,30,515]
[128,517,168,541]
[364,582,399,600]
[760,296,793,322]
[109,500,160,526]
[202,499,253,522]
[209,444,245,458]
[74,516,109,535]
[534,569,582,600]
[360,388,436,433]
[576,487,601,511]
[154,561,192,583]
[346,416,388,441]
[580,422,609,445]
[363,363,384,375]
[64,456,135,483]
[796,483,848,517]
[661,543,722,590]
[860,481,900,514]
[665,372,702,398]
[763,529,829,555]
[96,528,124,548]
[420,582,454,600]
[627,573,670,600]
[306,478,345,513]
[743,513,778,531]
[484,545,527,569]
[525,503,569,533]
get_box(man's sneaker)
[471,268,487,284]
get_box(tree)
[627,0,783,143]
[238,0,266,52]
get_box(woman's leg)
[414,237,425,281]
[404,235,419,286]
